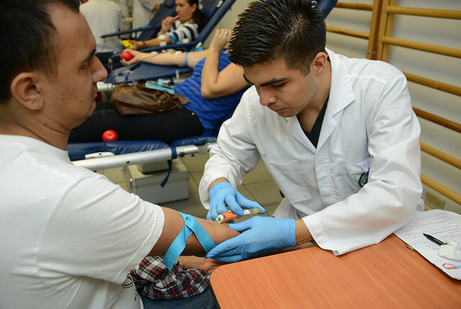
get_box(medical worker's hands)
[205,217,297,262]
[207,182,265,221]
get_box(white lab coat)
[199,49,424,255]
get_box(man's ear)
[10,72,44,111]
[312,52,329,78]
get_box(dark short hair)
[229,0,326,75]
[0,0,79,104]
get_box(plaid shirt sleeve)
[130,256,210,300]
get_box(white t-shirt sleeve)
[37,167,164,284]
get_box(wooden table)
[210,235,461,308]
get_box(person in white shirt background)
[80,0,124,71]
[200,0,425,262]
[133,0,162,29]
[80,0,124,53]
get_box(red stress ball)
[102,130,118,142]
[119,51,133,61]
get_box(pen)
[423,233,447,246]
[216,209,260,224]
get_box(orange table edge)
[210,234,461,309]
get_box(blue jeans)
[141,288,217,309]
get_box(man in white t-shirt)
[0,1,239,308]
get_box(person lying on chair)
[69,27,249,144]
[129,0,204,50]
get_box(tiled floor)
[98,154,283,220]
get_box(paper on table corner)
[394,209,461,280]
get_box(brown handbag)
[110,79,189,116]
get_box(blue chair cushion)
[170,135,217,147]
[67,140,169,161]
[201,0,222,19]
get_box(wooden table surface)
[210,234,461,309]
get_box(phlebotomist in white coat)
[199,0,424,262]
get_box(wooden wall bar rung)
[386,6,461,20]
[420,142,461,170]
[381,36,461,59]
[413,107,461,134]
[421,175,461,205]
[404,72,461,97]
[335,2,373,11]
[326,26,369,39]
[367,0,384,60]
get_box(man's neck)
[0,103,69,151]
[297,62,331,132]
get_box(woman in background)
[129,0,204,50]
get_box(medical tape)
[160,147,177,188]
[184,52,190,67]
[163,212,216,270]
[166,33,178,44]
[145,80,174,94]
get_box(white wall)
[208,0,461,213]
[203,0,255,48]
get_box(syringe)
[216,208,260,224]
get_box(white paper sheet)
[394,209,461,280]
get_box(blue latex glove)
[205,216,297,262]
[207,182,265,221]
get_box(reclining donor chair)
[107,0,236,76]
[68,110,226,203]
[69,0,238,169]
[106,0,236,74]
[101,0,177,44]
